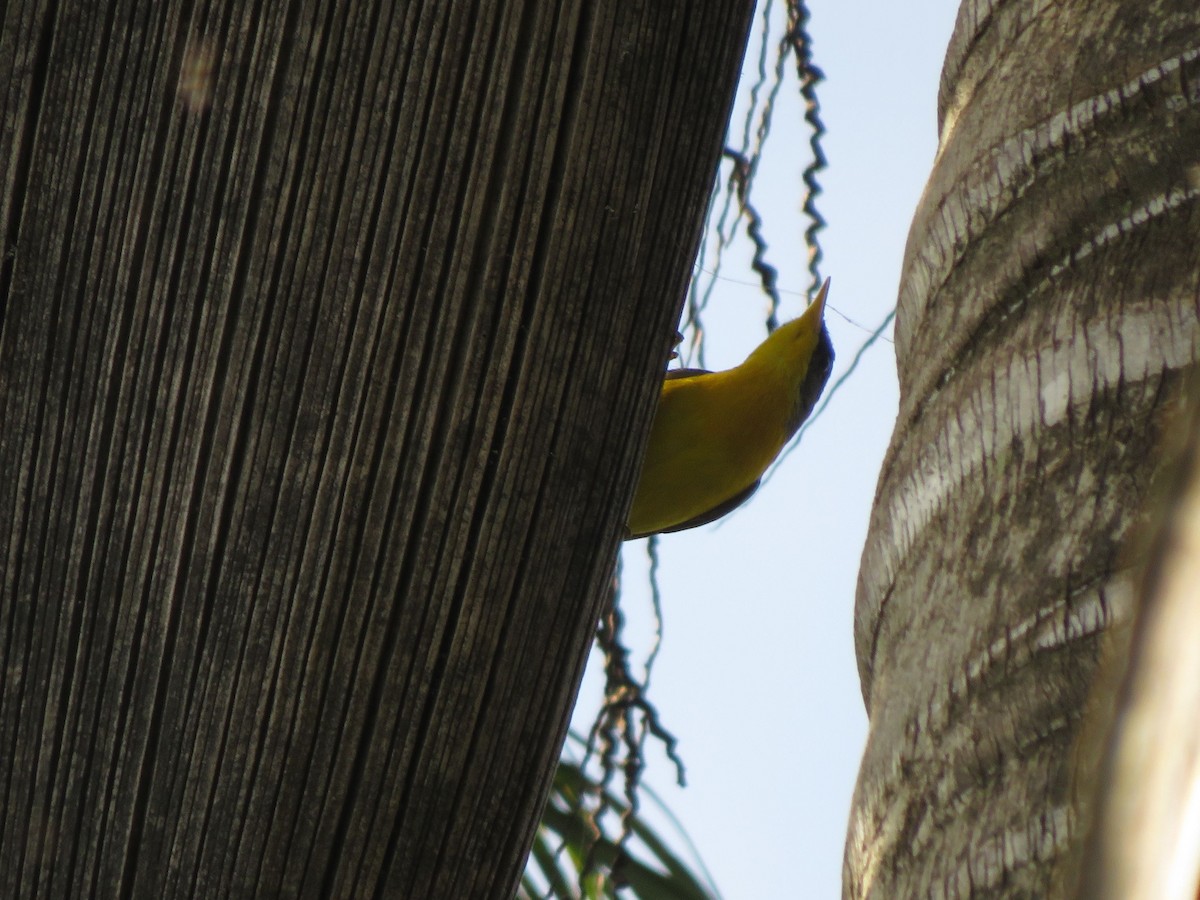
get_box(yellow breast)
[626,367,789,537]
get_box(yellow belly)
[627,371,786,536]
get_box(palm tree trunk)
[847,0,1200,895]
[0,1,755,895]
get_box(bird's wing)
[626,478,761,540]
[663,367,711,381]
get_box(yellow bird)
[626,279,834,539]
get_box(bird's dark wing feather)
[663,367,711,381]
[626,478,761,540]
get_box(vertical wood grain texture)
[0,1,756,896]
[848,0,1200,895]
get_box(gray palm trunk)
[846,0,1200,896]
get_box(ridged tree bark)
[847,0,1200,896]
[0,1,754,896]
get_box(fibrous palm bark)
[0,1,754,896]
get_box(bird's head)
[746,278,832,374]
[742,278,835,437]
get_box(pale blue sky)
[570,1,961,897]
